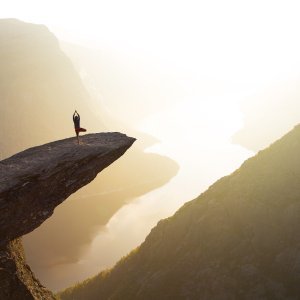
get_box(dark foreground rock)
[0,133,135,299]
[0,239,54,300]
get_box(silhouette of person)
[73,110,87,144]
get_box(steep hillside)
[0,19,103,158]
[60,124,300,299]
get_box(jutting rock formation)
[0,21,179,286]
[60,125,300,300]
[0,133,135,299]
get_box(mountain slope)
[0,19,104,158]
[60,124,300,299]
[0,19,179,290]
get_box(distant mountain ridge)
[60,124,300,299]
[0,18,103,158]
[0,19,179,291]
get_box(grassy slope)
[59,124,300,299]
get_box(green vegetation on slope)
[59,124,300,299]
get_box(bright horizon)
[3,0,300,136]
[2,0,300,85]
[3,1,300,291]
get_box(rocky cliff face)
[0,19,178,290]
[0,133,135,299]
[60,125,300,300]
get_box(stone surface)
[0,239,54,300]
[0,19,178,292]
[0,132,135,299]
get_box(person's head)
[74,116,79,121]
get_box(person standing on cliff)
[73,110,87,144]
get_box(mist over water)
[26,36,299,291]
[43,97,252,291]
[2,1,300,296]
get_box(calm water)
[43,99,253,291]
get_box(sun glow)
[3,0,300,291]
[2,0,300,87]
[138,93,248,166]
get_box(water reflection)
[47,98,253,292]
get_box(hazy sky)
[2,0,300,147]
[2,0,300,86]
[4,1,300,289]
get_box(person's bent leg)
[76,130,79,144]
[79,128,87,132]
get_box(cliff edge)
[0,132,135,299]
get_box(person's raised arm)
[73,111,76,122]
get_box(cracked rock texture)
[0,132,135,299]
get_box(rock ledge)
[0,132,135,299]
